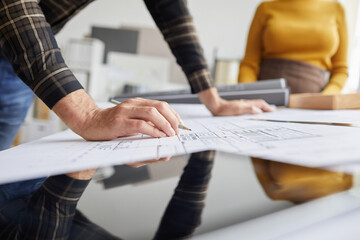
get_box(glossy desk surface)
[75,151,360,240]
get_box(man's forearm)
[197,87,222,114]
[52,89,99,139]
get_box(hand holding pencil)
[109,98,190,138]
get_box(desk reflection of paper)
[1,105,360,184]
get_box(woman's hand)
[198,87,275,116]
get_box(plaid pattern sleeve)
[39,0,94,35]
[20,175,90,239]
[0,174,122,239]
[0,0,83,109]
[0,175,90,240]
[144,0,214,93]
[154,151,214,239]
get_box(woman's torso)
[261,0,342,71]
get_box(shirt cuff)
[41,174,90,204]
[29,64,84,109]
[188,69,214,93]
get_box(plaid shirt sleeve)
[39,0,94,35]
[0,0,83,109]
[144,0,214,93]
[0,175,90,239]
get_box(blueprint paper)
[2,106,360,184]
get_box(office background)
[53,0,360,92]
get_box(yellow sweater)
[238,0,348,94]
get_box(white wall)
[340,0,360,92]
[55,0,262,69]
[188,0,262,62]
[56,0,155,46]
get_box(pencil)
[109,99,121,105]
[178,124,192,131]
[109,99,192,131]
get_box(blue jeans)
[0,57,45,204]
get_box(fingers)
[168,106,183,130]
[212,99,275,116]
[126,119,168,138]
[130,106,176,136]
[249,99,276,112]
[235,99,275,115]
[81,97,182,140]
[123,98,182,134]
[152,101,181,134]
[248,105,263,114]
[66,168,98,180]
[126,156,171,168]
[234,103,261,115]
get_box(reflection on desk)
[252,157,353,204]
[76,151,359,239]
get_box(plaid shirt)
[0,0,213,109]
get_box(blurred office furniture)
[214,58,241,86]
[289,93,360,110]
[106,51,170,96]
[16,98,62,144]
[88,26,188,97]
[123,26,188,85]
[91,26,138,63]
[65,38,105,100]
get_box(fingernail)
[174,125,179,134]
[160,131,167,137]
[170,128,176,136]
[253,107,262,114]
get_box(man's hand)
[66,168,98,180]
[53,90,181,141]
[198,87,275,116]
[126,156,172,168]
